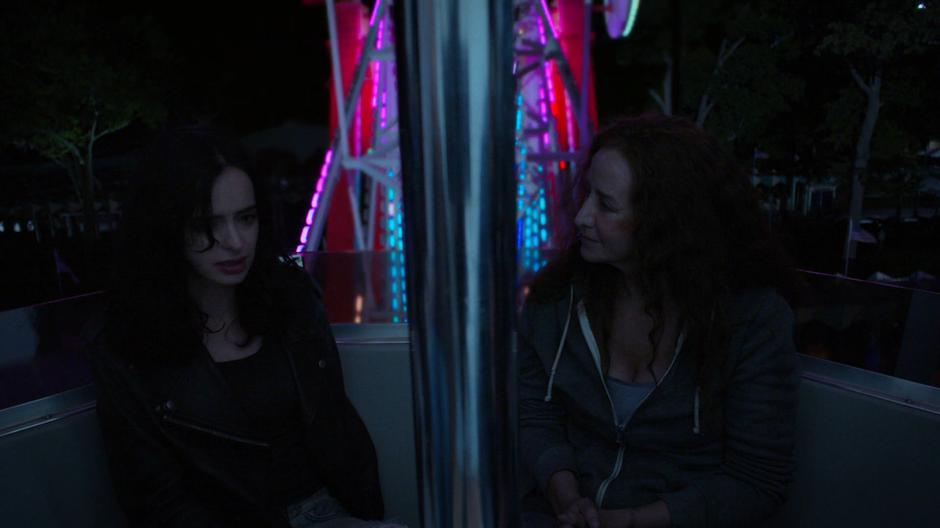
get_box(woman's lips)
[215,257,247,275]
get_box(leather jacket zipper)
[162,414,270,448]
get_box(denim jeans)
[286,488,407,528]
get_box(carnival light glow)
[624,0,641,37]
[297,1,393,255]
[296,148,335,253]
[604,0,642,39]
[540,0,557,35]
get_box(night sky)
[1,0,938,306]
[108,0,332,134]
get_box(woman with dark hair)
[83,127,402,527]
[519,115,800,528]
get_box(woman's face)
[574,148,637,269]
[183,166,259,288]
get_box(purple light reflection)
[368,0,381,26]
[540,0,557,37]
[296,148,335,252]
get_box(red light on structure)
[560,161,567,170]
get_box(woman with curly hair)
[519,115,800,528]
[83,126,402,527]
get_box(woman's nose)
[217,221,243,250]
[575,203,592,228]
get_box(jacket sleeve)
[657,292,799,528]
[86,331,226,528]
[307,289,385,521]
[518,299,579,493]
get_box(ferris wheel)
[295,0,405,322]
[511,0,641,274]
[513,0,641,272]
[296,0,642,310]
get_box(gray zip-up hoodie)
[518,284,798,528]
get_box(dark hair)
[107,125,294,361]
[531,114,800,424]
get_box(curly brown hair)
[530,114,799,424]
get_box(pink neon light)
[377,19,385,50]
[368,0,381,26]
[295,244,304,253]
[371,16,381,112]
[381,93,387,126]
[536,15,557,150]
[297,147,335,251]
[537,11,546,43]
[355,99,362,157]
[299,3,398,254]
[544,65,556,105]
[540,0,557,37]
[564,91,576,149]
[371,61,380,107]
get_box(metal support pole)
[325,0,351,160]
[394,1,518,527]
[302,0,389,252]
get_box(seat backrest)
[764,370,940,527]
[0,325,421,528]
[4,336,940,528]
[0,401,127,527]
[335,327,420,528]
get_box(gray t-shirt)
[605,377,654,426]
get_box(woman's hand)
[548,470,600,528]
[556,496,601,528]
[598,508,635,528]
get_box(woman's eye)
[239,214,257,224]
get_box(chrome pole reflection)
[393,0,518,526]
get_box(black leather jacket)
[84,273,384,527]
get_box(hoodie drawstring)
[544,285,574,402]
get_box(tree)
[607,0,802,149]
[0,0,172,242]
[694,5,803,146]
[816,1,938,268]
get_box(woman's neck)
[614,267,641,302]
[188,276,238,325]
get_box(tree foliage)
[0,0,174,231]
